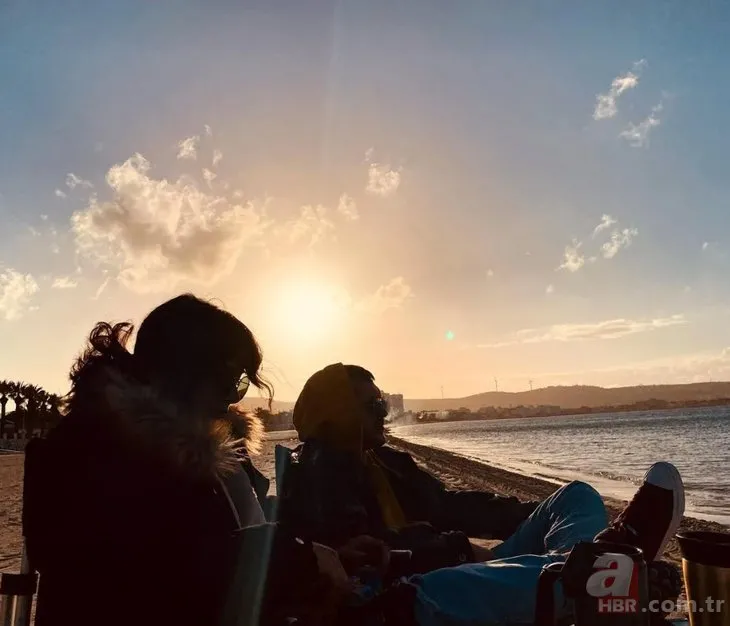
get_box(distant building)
[383,393,404,416]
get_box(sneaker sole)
[643,461,685,561]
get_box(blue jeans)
[412,481,608,626]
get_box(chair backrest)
[274,445,294,496]
[22,438,50,574]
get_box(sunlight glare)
[271,280,348,343]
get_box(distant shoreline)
[395,398,730,425]
[263,398,730,433]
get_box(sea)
[390,406,730,526]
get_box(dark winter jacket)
[24,365,326,626]
[279,440,538,575]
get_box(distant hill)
[241,381,730,414]
[404,382,730,412]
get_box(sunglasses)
[236,373,250,400]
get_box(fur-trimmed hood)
[70,365,263,481]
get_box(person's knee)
[559,480,603,505]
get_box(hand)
[312,542,353,592]
[337,535,391,575]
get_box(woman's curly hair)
[65,294,273,412]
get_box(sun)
[270,280,348,343]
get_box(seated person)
[26,297,355,626]
[279,363,540,573]
[279,363,684,625]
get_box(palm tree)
[0,379,11,439]
[22,384,45,437]
[36,390,61,435]
[34,388,50,435]
[9,381,26,437]
[45,393,63,433]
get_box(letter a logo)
[586,553,635,598]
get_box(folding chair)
[274,444,294,497]
[0,550,34,626]
[0,439,45,626]
[255,445,295,524]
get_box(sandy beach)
[2,434,726,621]
[0,453,24,576]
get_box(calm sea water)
[390,407,730,526]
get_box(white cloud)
[356,277,414,314]
[367,163,401,197]
[54,189,67,199]
[71,153,269,293]
[336,193,359,220]
[280,205,336,247]
[620,102,663,147]
[546,284,555,295]
[487,269,494,278]
[601,227,639,259]
[66,173,93,190]
[592,214,617,238]
[204,124,213,137]
[212,149,223,167]
[703,242,710,251]
[51,276,78,289]
[202,168,217,188]
[558,239,585,272]
[51,244,60,254]
[560,216,638,270]
[364,147,375,163]
[593,59,646,120]
[479,314,686,348]
[28,227,41,237]
[0,269,39,321]
[177,135,200,160]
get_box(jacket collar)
[75,364,263,481]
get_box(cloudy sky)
[2,1,730,400]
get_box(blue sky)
[2,1,730,399]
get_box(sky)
[2,1,730,401]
